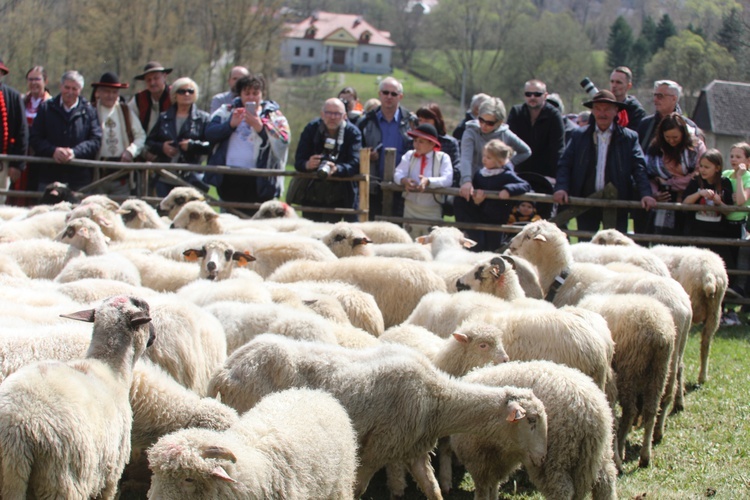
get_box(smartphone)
[245,102,257,115]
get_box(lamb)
[66,201,130,241]
[80,194,120,211]
[181,240,256,281]
[570,241,670,276]
[649,244,728,384]
[251,199,299,219]
[233,233,338,278]
[267,285,352,326]
[169,200,223,234]
[118,199,169,229]
[55,251,143,286]
[0,208,68,242]
[118,249,201,293]
[208,334,547,499]
[455,256,526,300]
[590,228,638,246]
[453,360,617,500]
[158,185,205,219]
[147,388,359,499]
[578,294,675,468]
[269,256,447,328]
[0,295,155,499]
[507,220,692,440]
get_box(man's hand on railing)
[641,196,657,210]
[553,189,568,204]
[458,181,474,201]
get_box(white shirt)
[594,125,612,191]
[225,121,257,169]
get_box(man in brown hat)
[91,72,146,196]
[0,58,29,204]
[553,89,656,234]
[128,61,172,137]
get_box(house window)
[308,47,315,58]
[363,52,369,63]
[376,53,383,64]
[294,47,301,56]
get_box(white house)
[280,11,395,76]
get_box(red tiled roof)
[285,11,395,47]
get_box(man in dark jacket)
[356,76,412,219]
[554,90,656,234]
[0,58,28,204]
[29,70,102,191]
[506,79,565,184]
[294,98,361,222]
[609,66,646,131]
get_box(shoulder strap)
[120,102,134,145]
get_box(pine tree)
[655,14,677,50]
[715,8,743,55]
[629,16,657,85]
[607,16,634,69]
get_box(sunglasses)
[478,117,498,127]
[176,88,195,95]
[524,91,544,97]
[380,90,400,97]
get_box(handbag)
[286,176,311,205]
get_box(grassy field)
[362,321,750,499]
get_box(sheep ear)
[183,249,204,262]
[211,466,237,483]
[233,251,256,266]
[452,332,469,344]
[416,235,430,245]
[130,314,152,327]
[462,238,478,249]
[206,211,219,221]
[60,308,96,323]
[201,445,237,463]
[506,402,527,422]
[532,234,547,242]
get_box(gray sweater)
[459,121,531,184]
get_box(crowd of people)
[0,58,748,318]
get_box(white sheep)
[650,244,728,384]
[571,240,670,276]
[0,295,155,499]
[353,220,413,244]
[147,388,358,499]
[405,290,554,338]
[56,278,160,304]
[55,252,143,286]
[169,200,223,234]
[0,254,27,279]
[176,275,272,307]
[181,239,256,281]
[66,201,130,241]
[454,256,526,300]
[322,222,433,261]
[507,221,693,441]
[269,256,447,328]
[579,294,675,468]
[158,186,205,219]
[118,249,201,293]
[251,199,299,219]
[423,260,476,292]
[0,209,68,242]
[118,199,169,229]
[208,334,547,499]
[453,360,617,500]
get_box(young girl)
[463,139,531,251]
[723,142,750,319]
[393,123,453,238]
[508,200,542,225]
[682,149,734,269]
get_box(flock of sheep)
[0,185,728,499]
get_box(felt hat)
[583,89,626,110]
[91,72,129,89]
[134,61,172,80]
[0,58,9,75]
[407,123,441,149]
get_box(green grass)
[362,323,750,499]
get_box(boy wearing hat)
[91,72,146,196]
[393,123,453,238]
[553,89,656,235]
[0,58,28,204]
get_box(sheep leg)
[437,436,453,495]
[638,406,658,468]
[698,322,715,384]
[672,361,685,413]
[385,462,408,499]
[353,464,380,498]
[406,453,442,500]
[591,458,618,500]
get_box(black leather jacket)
[146,104,211,164]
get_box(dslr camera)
[580,77,599,97]
[317,138,338,179]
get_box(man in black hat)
[553,89,656,234]
[91,72,146,196]
[0,58,29,205]
[128,61,172,137]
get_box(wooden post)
[601,184,619,229]
[359,148,370,222]
[382,147,397,217]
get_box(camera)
[316,138,337,179]
[580,77,599,98]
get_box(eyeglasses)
[27,77,43,82]
[653,93,675,99]
[323,111,343,117]
[478,117,498,127]
[380,90,400,97]
[524,91,544,98]
[176,88,195,95]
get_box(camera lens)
[316,163,332,179]
[580,77,599,97]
